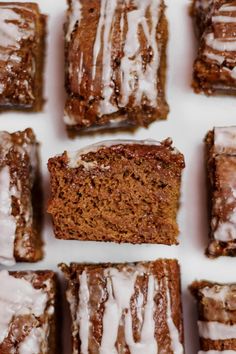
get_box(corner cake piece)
[64,0,169,132]
[205,127,236,257]
[60,259,184,354]
[0,269,57,353]
[0,2,46,111]
[191,0,236,95]
[47,139,185,244]
[190,280,236,353]
[0,128,42,265]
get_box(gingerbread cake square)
[190,280,236,352]
[47,139,185,244]
[191,0,236,95]
[60,259,184,354]
[0,128,42,265]
[64,0,169,131]
[205,127,236,257]
[0,2,46,111]
[0,269,57,353]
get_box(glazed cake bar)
[64,0,169,131]
[191,0,236,95]
[190,280,236,353]
[47,139,185,245]
[205,127,236,257]
[60,259,184,354]
[0,269,57,353]
[0,2,46,111]
[0,128,42,265]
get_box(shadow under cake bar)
[60,259,184,354]
[64,0,169,131]
[47,139,185,244]
[190,280,236,353]
[0,2,46,111]
[0,269,57,353]
[205,127,236,257]
[0,128,42,265]
[191,0,236,95]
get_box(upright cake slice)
[48,139,185,244]
[64,0,169,131]
[0,2,46,111]
[0,128,42,265]
[60,259,184,354]
[0,269,57,353]
[191,0,236,94]
[205,127,236,257]
[190,280,236,352]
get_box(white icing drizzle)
[199,351,236,354]
[206,33,236,52]
[214,127,236,153]
[221,5,236,12]
[120,0,161,108]
[66,0,82,41]
[212,15,236,23]
[93,0,118,116]
[78,52,84,86]
[77,271,90,354]
[204,51,225,64]
[166,282,184,354]
[201,285,230,302]
[0,166,17,266]
[18,327,44,354]
[0,270,47,344]
[198,320,236,340]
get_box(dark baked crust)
[205,127,236,257]
[0,2,46,111]
[64,0,169,131]
[47,139,185,245]
[191,0,236,95]
[60,259,184,354]
[0,270,58,354]
[0,128,43,264]
[190,280,236,351]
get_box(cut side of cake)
[0,269,57,353]
[205,127,236,257]
[48,139,185,245]
[0,128,42,265]
[190,280,236,352]
[0,2,46,111]
[60,259,184,354]
[64,0,169,131]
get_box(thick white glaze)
[77,271,90,354]
[18,327,44,354]
[198,320,236,340]
[214,127,236,153]
[198,351,236,354]
[0,270,47,344]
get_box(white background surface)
[1,0,236,353]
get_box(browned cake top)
[193,0,236,89]
[0,270,56,354]
[61,259,184,354]
[190,280,236,351]
[0,128,39,265]
[0,2,41,108]
[65,0,168,125]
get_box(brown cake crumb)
[48,139,185,245]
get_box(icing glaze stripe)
[198,351,236,354]
[198,321,236,340]
[77,271,90,354]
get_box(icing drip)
[92,0,118,116]
[66,0,82,41]
[120,0,161,108]
[18,327,44,354]
[0,166,17,265]
[198,320,236,340]
[0,270,47,344]
[77,271,90,354]
[166,282,184,354]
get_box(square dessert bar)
[64,0,169,131]
[60,259,184,354]
[0,269,57,353]
[205,127,236,257]
[0,128,42,265]
[48,139,185,245]
[191,0,236,95]
[0,2,46,111]
[190,280,236,352]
